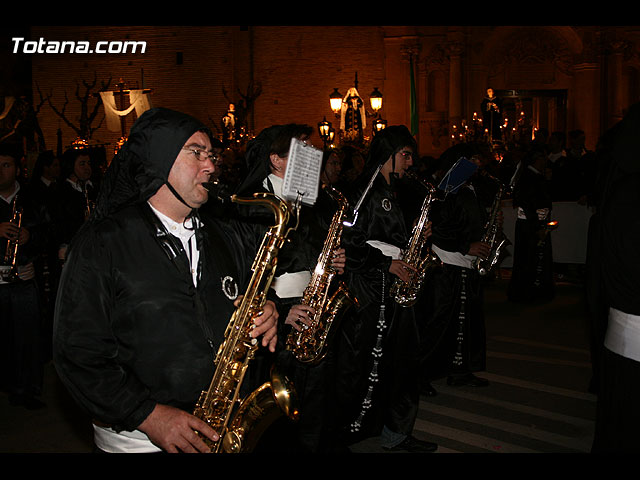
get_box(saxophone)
[472,173,510,276]
[193,191,299,453]
[390,173,441,307]
[286,184,358,365]
[2,195,23,283]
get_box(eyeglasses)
[182,147,219,163]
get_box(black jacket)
[53,201,263,431]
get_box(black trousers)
[419,264,486,382]
[0,279,44,398]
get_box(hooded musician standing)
[53,108,279,453]
[234,124,347,453]
[336,125,437,453]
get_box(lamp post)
[318,116,332,148]
[369,87,383,114]
[326,75,386,144]
[329,88,343,116]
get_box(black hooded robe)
[591,103,640,452]
[335,126,421,444]
[420,178,489,383]
[52,108,267,451]
[234,125,349,453]
[507,164,555,304]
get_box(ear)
[269,153,284,173]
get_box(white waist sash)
[432,244,475,270]
[366,240,401,260]
[272,270,312,299]
[604,307,640,363]
[517,207,550,221]
[93,425,161,453]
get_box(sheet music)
[282,137,322,206]
[437,156,478,194]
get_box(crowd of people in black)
[0,102,635,453]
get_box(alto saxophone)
[390,173,441,307]
[2,195,23,283]
[286,184,358,365]
[193,191,299,453]
[472,173,510,276]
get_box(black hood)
[356,124,417,188]
[93,107,210,220]
[235,124,286,196]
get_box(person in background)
[55,148,96,263]
[507,145,555,304]
[0,143,46,410]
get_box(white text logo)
[12,37,147,54]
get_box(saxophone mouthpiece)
[203,180,231,203]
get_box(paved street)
[1,271,596,455]
[351,271,596,454]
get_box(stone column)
[572,62,600,151]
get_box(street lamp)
[318,116,332,146]
[369,87,383,113]
[329,88,343,115]
[373,118,387,135]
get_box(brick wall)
[29,25,386,156]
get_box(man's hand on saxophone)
[234,297,279,353]
[285,304,317,331]
[138,403,220,453]
[389,259,416,283]
[468,241,491,259]
[330,247,346,274]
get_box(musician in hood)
[335,125,438,453]
[235,124,348,453]
[420,142,500,393]
[53,107,278,453]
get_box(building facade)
[8,25,640,160]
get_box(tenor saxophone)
[472,173,510,276]
[390,174,441,307]
[286,184,358,365]
[193,191,299,453]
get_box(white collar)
[0,181,20,205]
[264,173,284,198]
[147,202,200,242]
[66,177,93,193]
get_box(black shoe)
[447,373,489,387]
[420,382,438,397]
[382,435,438,453]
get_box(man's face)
[270,134,313,179]
[168,131,215,209]
[394,147,414,177]
[0,155,18,192]
[324,152,342,183]
[73,154,92,182]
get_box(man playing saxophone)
[335,125,438,453]
[233,124,348,453]
[420,144,503,391]
[53,108,279,453]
